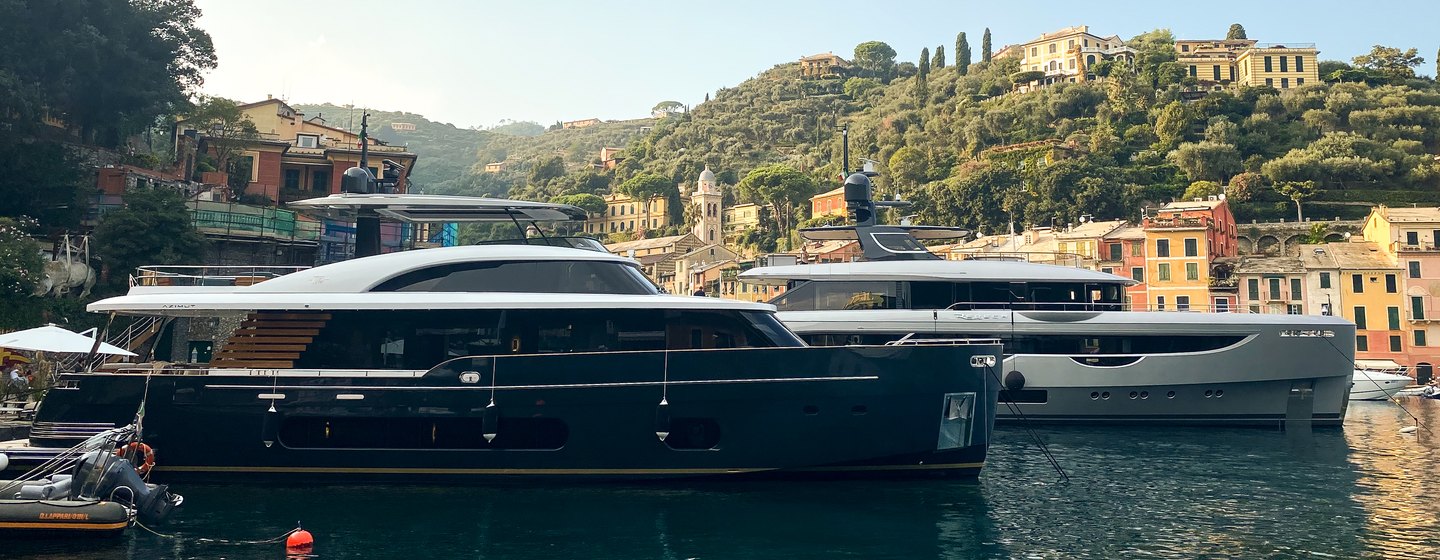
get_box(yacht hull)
[15,345,1000,481]
[779,310,1355,428]
[1349,371,1412,401]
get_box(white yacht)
[739,174,1356,428]
[1350,365,1413,400]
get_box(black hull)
[21,346,1000,482]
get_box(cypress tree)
[957,32,972,75]
[1435,47,1439,79]
[916,48,930,106]
[933,45,946,69]
[982,28,993,63]
[1226,23,1247,40]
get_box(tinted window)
[771,281,817,311]
[814,282,899,310]
[374,260,656,295]
[297,308,800,369]
[869,232,928,253]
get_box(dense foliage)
[92,188,206,294]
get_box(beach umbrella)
[0,324,136,356]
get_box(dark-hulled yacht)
[3,197,1001,480]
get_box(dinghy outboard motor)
[69,450,183,524]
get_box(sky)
[194,0,1440,129]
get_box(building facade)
[1016,25,1136,90]
[1234,44,1320,89]
[584,193,672,236]
[1102,225,1148,308]
[1142,198,1238,312]
[1361,206,1440,379]
[810,186,846,218]
[174,98,417,203]
[799,53,850,79]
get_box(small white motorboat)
[1350,369,1414,400]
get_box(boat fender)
[115,442,156,477]
[0,452,7,471]
[1004,371,1026,391]
[654,400,671,442]
[1400,426,1419,434]
[482,403,500,443]
[262,405,279,448]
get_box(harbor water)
[9,400,1440,559]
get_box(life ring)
[115,442,155,476]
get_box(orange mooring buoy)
[286,527,314,552]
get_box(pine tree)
[933,45,946,69]
[1226,23,1247,40]
[956,32,972,75]
[982,28,993,63]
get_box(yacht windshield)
[373,260,657,294]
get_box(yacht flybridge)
[740,174,1355,428]
[4,197,1001,480]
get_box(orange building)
[1142,197,1238,311]
[810,186,847,218]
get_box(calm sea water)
[9,400,1440,559]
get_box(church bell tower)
[692,166,722,244]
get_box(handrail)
[130,265,310,288]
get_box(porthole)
[1204,390,1214,398]
[1128,391,1138,400]
[1140,391,1150,399]
[1215,389,1224,398]
[1090,392,1100,400]
[1166,391,1176,399]
[1101,391,1111,400]
[802,405,820,415]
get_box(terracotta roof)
[1235,255,1306,275]
[810,186,845,201]
[1321,241,1398,270]
[1104,225,1146,240]
[1377,207,1440,223]
[1158,199,1226,211]
[605,234,693,253]
[1056,219,1126,240]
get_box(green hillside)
[607,34,1440,238]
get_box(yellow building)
[174,98,416,202]
[723,203,761,235]
[1175,39,1255,88]
[583,192,672,236]
[1016,25,1136,90]
[799,53,850,79]
[1235,43,1320,89]
[1054,219,1126,270]
[1326,242,1407,362]
[1360,205,1440,373]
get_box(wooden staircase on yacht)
[210,311,330,369]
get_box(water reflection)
[8,401,1440,559]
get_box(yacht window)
[910,282,956,309]
[771,281,817,311]
[297,308,800,369]
[814,282,900,310]
[373,260,656,295]
[869,232,929,253]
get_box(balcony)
[1253,43,1316,49]
[1394,241,1440,253]
[1144,216,1212,230]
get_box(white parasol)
[0,324,136,356]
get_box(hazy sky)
[194,0,1439,129]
